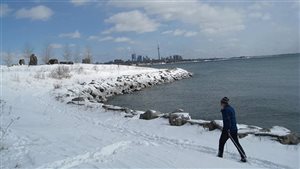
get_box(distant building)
[173,54,183,61]
[137,55,143,62]
[157,44,161,60]
[143,56,150,62]
[131,53,136,62]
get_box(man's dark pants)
[218,130,246,158]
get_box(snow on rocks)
[139,110,161,120]
[64,67,192,105]
[169,112,191,126]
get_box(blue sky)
[1,0,299,63]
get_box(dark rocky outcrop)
[139,110,160,120]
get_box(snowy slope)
[1,64,299,169]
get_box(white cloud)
[50,43,63,49]
[185,31,198,37]
[100,36,114,42]
[162,29,198,37]
[103,10,160,34]
[70,0,92,6]
[248,1,272,11]
[108,0,245,35]
[16,5,53,21]
[59,30,81,39]
[114,37,133,43]
[88,35,133,43]
[0,4,12,17]
[248,12,271,20]
[88,35,99,40]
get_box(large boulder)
[169,112,191,126]
[278,133,300,145]
[139,110,160,120]
[29,54,38,65]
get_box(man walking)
[218,97,247,162]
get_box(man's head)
[220,97,229,107]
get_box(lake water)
[108,54,300,133]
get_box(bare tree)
[4,51,13,66]
[23,43,34,59]
[42,44,53,64]
[84,45,93,63]
[73,46,81,63]
[63,44,72,61]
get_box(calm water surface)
[108,54,300,133]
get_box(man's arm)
[222,109,230,131]
[226,110,232,132]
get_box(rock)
[172,109,184,113]
[199,121,223,131]
[124,114,134,118]
[238,133,248,139]
[48,59,58,64]
[72,97,85,102]
[124,108,132,114]
[162,113,170,119]
[169,112,191,126]
[139,110,159,120]
[19,59,25,65]
[102,104,127,111]
[29,54,38,65]
[259,128,271,132]
[163,109,185,119]
[278,133,300,145]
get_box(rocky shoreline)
[64,68,192,103]
[56,67,299,145]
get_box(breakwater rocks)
[65,68,192,104]
[107,106,300,145]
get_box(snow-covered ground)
[1,64,299,169]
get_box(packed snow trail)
[1,64,299,169]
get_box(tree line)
[3,43,93,66]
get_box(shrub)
[0,100,20,144]
[53,83,62,89]
[49,66,71,79]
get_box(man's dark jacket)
[221,105,238,132]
